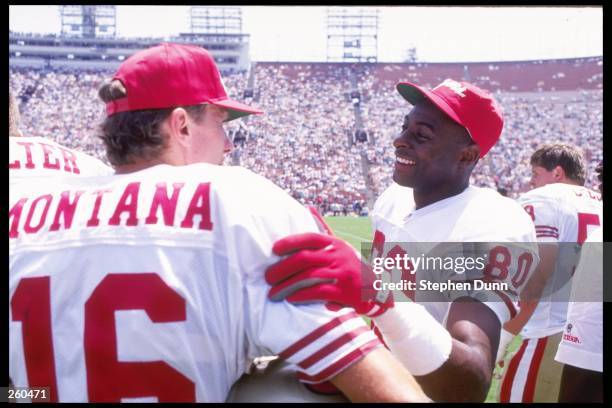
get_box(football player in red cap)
[9,43,428,403]
[265,78,540,402]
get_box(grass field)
[323,216,373,250]
[322,216,522,402]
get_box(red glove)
[265,232,393,317]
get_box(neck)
[113,159,168,175]
[561,178,582,187]
[413,180,470,210]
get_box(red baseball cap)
[396,79,503,157]
[106,43,263,121]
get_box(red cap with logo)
[106,43,263,121]
[396,79,503,157]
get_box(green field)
[486,334,524,402]
[322,215,521,402]
[323,216,373,250]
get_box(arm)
[227,352,429,403]
[371,297,500,402]
[264,233,513,401]
[415,298,500,402]
[508,194,561,335]
[503,243,558,335]
[330,347,430,402]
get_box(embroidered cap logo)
[434,79,467,97]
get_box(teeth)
[396,157,415,165]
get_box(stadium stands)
[10,55,602,215]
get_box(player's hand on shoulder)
[265,232,393,317]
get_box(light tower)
[182,7,251,73]
[326,7,379,63]
[190,6,243,34]
[60,5,116,38]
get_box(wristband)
[373,302,452,376]
[496,328,515,364]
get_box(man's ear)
[553,165,566,181]
[167,107,190,148]
[459,144,480,168]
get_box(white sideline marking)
[333,229,371,243]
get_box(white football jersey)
[517,183,602,339]
[9,136,113,184]
[9,164,380,402]
[371,183,539,326]
[555,226,603,372]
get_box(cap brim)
[212,99,264,122]
[396,82,465,129]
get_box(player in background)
[9,43,428,403]
[497,144,602,402]
[264,79,539,402]
[9,89,113,183]
[554,161,603,402]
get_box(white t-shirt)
[371,183,539,326]
[9,136,113,185]
[555,226,603,372]
[517,183,602,338]
[9,163,380,402]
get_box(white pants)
[498,332,563,402]
[555,301,603,372]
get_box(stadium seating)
[10,56,602,214]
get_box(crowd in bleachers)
[10,58,603,215]
[232,63,366,212]
[9,67,248,165]
[363,57,603,93]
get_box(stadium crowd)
[10,62,603,214]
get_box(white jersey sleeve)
[217,168,382,384]
[9,136,113,183]
[518,188,567,243]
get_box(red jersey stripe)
[535,225,559,231]
[278,311,358,359]
[297,338,381,383]
[536,233,559,238]
[298,326,371,369]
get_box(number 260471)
[7,387,50,401]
